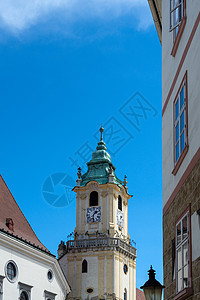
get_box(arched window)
[118,195,122,211]
[20,291,29,300]
[89,191,98,207]
[82,259,88,273]
[124,288,127,300]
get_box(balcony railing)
[67,237,136,258]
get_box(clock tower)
[58,126,137,300]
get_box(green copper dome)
[80,126,122,187]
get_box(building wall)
[59,250,136,300]
[163,159,200,300]
[0,232,70,300]
[161,1,200,299]
[162,1,200,207]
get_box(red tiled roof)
[0,175,51,253]
[136,288,145,300]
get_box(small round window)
[47,270,53,281]
[5,261,18,282]
[123,264,128,274]
[86,288,94,294]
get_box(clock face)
[117,209,124,227]
[86,207,101,223]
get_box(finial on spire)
[76,167,82,186]
[123,175,127,186]
[100,124,104,141]
[77,167,82,179]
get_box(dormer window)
[118,196,122,211]
[89,191,98,207]
[6,218,14,231]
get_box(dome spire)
[79,124,122,187]
[100,124,104,141]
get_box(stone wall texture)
[163,159,200,300]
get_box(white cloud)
[0,0,152,34]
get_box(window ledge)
[173,287,193,300]
[172,144,189,176]
[171,16,187,57]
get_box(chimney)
[6,218,14,231]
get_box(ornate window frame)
[44,290,57,300]
[18,282,33,300]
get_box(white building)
[0,175,70,300]
[148,1,200,300]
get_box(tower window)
[20,291,29,300]
[124,288,127,300]
[82,259,88,273]
[89,191,98,207]
[118,195,122,211]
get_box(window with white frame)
[174,80,187,163]
[176,212,189,293]
[170,0,184,40]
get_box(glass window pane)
[182,215,188,240]
[176,142,180,162]
[181,132,185,153]
[180,112,185,132]
[177,270,182,292]
[183,242,188,265]
[180,86,185,109]
[175,99,179,120]
[177,247,182,270]
[177,222,181,245]
[175,8,179,25]
[183,265,189,288]
[176,122,179,142]
[174,26,179,40]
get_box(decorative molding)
[113,193,118,199]
[88,182,99,190]
[101,191,108,198]
[44,290,57,300]
[80,193,87,200]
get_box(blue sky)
[0,0,162,290]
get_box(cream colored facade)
[59,180,136,300]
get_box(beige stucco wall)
[59,250,136,300]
